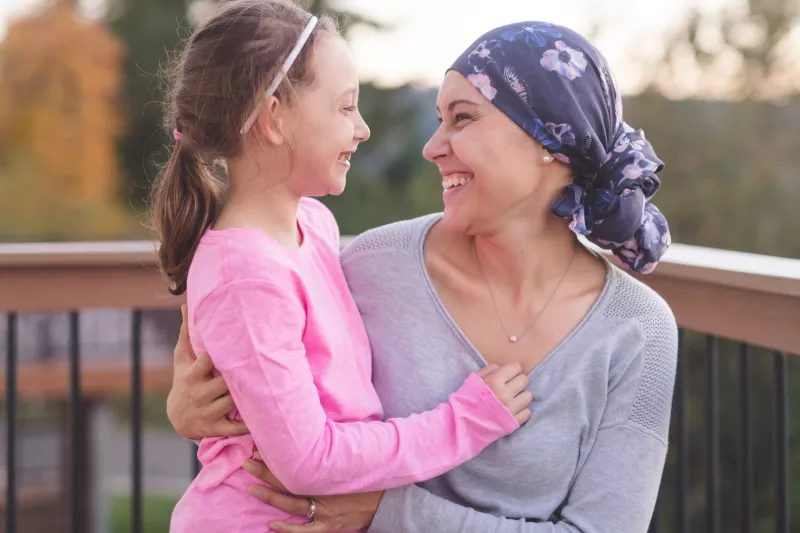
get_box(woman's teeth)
[442,174,474,190]
[337,152,352,166]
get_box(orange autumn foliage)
[0,2,129,241]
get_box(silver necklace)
[473,239,577,343]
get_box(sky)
[342,0,727,91]
[0,0,735,93]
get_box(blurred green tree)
[105,0,192,210]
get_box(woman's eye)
[454,113,475,124]
[343,105,357,112]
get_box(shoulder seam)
[339,217,430,261]
[340,244,414,264]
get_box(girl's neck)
[215,159,302,248]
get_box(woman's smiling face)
[422,71,567,235]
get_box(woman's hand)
[243,452,383,533]
[167,305,248,439]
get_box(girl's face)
[279,35,371,198]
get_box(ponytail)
[152,141,225,295]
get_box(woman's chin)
[440,205,472,233]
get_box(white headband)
[240,15,319,135]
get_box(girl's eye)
[343,105,357,112]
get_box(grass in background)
[110,393,174,430]
[111,494,178,533]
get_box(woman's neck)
[436,214,581,306]
[216,158,302,248]
[477,220,577,302]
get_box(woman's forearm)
[369,424,666,533]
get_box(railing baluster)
[69,311,82,533]
[193,445,201,478]
[6,313,17,533]
[738,343,752,533]
[132,310,143,533]
[773,351,789,533]
[706,336,720,533]
[673,329,689,533]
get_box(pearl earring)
[543,155,552,163]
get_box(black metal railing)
[1,315,795,533]
[68,310,80,533]
[6,313,17,533]
[3,308,173,533]
[774,349,790,533]
[672,328,689,533]
[705,335,721,533]
[131,310,143,533]
[647,332,792,533]
[739,343,753,533]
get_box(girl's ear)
[255,95,286,145]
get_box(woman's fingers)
[244,457,289,492]
[271,521,330,533]
[208,394,236,419]
[248,485,309,517]
[212,419,249,437]
[244,459,284,487]
[173,305,195,364]
[189,352,217,380]
[197,374,230,402]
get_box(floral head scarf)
[450,22,670,274]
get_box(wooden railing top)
[1,239,799,354]
[0,240,158,267]
[2,239,799,289]
[632,242,800,298]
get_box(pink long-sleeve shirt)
[169,198,518,533]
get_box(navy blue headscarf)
[450,22,670,274]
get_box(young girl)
[152,1,532,532]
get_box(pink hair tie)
[173,129,183,141]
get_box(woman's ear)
[255,95,286,145]
[534,141,554,166]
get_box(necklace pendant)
[509,335,518,343]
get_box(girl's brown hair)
[152,0,336,295]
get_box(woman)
[166,22,677,533]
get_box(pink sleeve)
[195,278,519,496]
